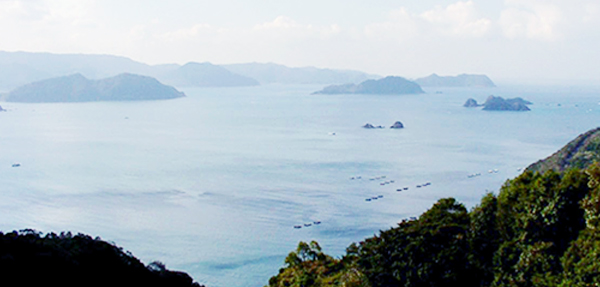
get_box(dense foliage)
[527,127,600,173]
[0,230,203,287]
[267,165,600,287]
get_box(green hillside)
[267,128,600,287]
[527,127,600,173]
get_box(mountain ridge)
[415,73,495,87]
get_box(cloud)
[499,0,563,41]
[0,0,105,53]
[253,16,342,39]
[420,1,492,37]
[364,8,418,41]
[363,1,491,44]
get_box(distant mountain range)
[313,76,424,95]
[155,62,259,87]
[4,73,185,102]
[0,51,496,92]
[414,73,495,87]
[0,51,378,91]
[223,62,377,85]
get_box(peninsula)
[4,73,185,102]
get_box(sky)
[0,0,599,83]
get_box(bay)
[0,83,599,287]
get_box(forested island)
[267,127,600,287]
[464,96,532,111]
[4,73,185,102]
[313,76,424,95]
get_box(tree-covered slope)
[267,127,600,287]
[0,230,203,287]
[527,127,600,173]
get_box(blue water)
[0,84,599,286]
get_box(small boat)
[294,225,302,229]
[397,189,402,192]
[304,223,312,227]
[371,197,378,200]
[416,185,421,188]
[313,221,321,225]
[403,187,409,190]
[12,163,20,167]
[365,198,372,201]
[377,195,383,198]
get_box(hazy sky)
[1,0,599,83]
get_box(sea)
[0,83,599,287]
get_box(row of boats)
[293,221,322,229]
[468,169,501,178]
[365,180,432,202]
[365,195,384,201]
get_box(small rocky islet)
[363,121,404,129]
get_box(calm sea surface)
[1,84,599,286]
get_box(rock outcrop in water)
[5,73,185,102]
[463,98,481,107]
[390,121,404,129]
[313,76,424,95]
[363,123,385,129]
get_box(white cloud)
[420,1,492,37]
[253,16,342,39]
[363,1,491,44]
[582,3,600,23]
[254,16,298,30]
[499,0,563,41]
[0,0,107,53]
[364,8,418,41]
